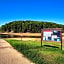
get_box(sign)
[41,28,62,50]
[43,30,61,42]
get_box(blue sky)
[0,0,64,26]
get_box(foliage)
[0,21,64,33]
[5,39,64,64]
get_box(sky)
[0,0,64,26]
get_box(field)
[1,32,64,36]
[5,39,64,64]
[0,33,41,41]
[1,33,64,41]
[0,33,41,36]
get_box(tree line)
[0,20,64,33]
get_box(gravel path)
[0,39,34,64]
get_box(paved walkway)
[0,39,34,64]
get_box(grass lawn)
[5,39,64,64]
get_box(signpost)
[41,28,62,50]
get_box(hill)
[0,20,64,33]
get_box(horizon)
[0,0,64,26]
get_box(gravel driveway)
[0,39,34,64]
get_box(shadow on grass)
[44,45,59,48]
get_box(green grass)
[5,39,64,64]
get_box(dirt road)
[0,39,34,64]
